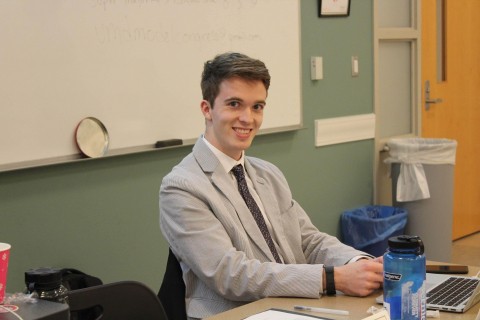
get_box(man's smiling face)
[201,77,267,160]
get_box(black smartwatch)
[324,265,336,296]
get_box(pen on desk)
[294,305,350,316]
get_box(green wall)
[0,0,374,292]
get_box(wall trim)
[315,113,376,147]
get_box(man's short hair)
[201,52,271,107]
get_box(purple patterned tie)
[231,164,282,263]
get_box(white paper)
[244,309,329,320]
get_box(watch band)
[324,265,336,295]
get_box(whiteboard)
[0,0,301,169]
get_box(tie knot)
[231,164,245,180]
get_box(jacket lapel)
[245,160,296,263]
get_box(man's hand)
[334,256,384,296]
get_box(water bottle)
[383,235,426,320]
[25,267,68,304]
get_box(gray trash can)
[385,138,457,262]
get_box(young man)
[160,52,383,319]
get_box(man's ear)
[200,100,212,120]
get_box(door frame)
[373,0,422,205]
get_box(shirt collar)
[202,135,245,173]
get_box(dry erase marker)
[294,305,350,316]
[155,139,182,148]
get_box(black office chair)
[68,280,168,320]
[158,248,187,320]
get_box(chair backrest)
[158,248,187,320]
[68,280,168,320]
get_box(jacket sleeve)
[250,158,368,267]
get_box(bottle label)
[384,276,426,320]
[384,272,402,281]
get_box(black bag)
[61,268,103,320]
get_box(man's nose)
[238,107,253,122]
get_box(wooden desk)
[206,265,480,320]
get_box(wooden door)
[421,0,480,239]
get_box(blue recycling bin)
[341,205,408,257]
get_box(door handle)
[426,98,443,104]
[425,80,443,111]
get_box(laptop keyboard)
[427,277,479,307]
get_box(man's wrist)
[324,266,336,295]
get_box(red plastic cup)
[0,243,11,304]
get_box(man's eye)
[228,101,240,107]
[253,104,265,111]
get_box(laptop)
[377,273,480,313]
[426,273,480,313]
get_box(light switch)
[311,56,323,80]
[351,56,359,77]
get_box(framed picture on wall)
[318,0,351,17]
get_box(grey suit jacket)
[159,137,367,319]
